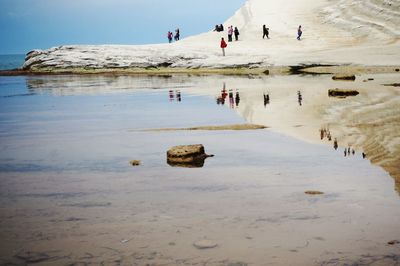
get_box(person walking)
[220,37,227,56]
[263,25,269,39]
[297,25,302,40]
[174,28,180,41]
[228,26,233,42]
[167,31,173,43]
[234,27,239,41]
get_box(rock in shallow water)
[129,160,141,166]
[167,144,213,168]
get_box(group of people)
[219,25,240,56]
[220,24,304,56]
[214,24,224,32]
[167,28,180,43]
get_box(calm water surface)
[0,74,399,265]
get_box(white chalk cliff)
[23,0,400,70]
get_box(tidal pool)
[0,74,399,265]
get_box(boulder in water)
[167,144,213,168]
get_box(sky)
[0,0,245,55]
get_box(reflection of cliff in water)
[232,79,400,194]
[25,74,400,193]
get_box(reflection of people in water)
[297,91,302,106]
[217,83,228,105]
[333,138,338,150]
[320,127,332,141]
[176,90,181,102]
[263,93,270,107]
[229,90,234,108]
[169,90,174,101]
[235,91,240,107]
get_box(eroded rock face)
[166,144,213,168]
[328,89,359,97]
[332,74,356,81]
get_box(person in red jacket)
[220,37,227,56]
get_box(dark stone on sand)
[395,68,399,72]
[332,74,356,81]
[167,144,213,168]
[328,89,359,97]
[388,240,400,245]
[263,69,270,75]
[305,190,324,195]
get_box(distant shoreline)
[0,65,399,76]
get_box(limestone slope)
[23,0,400,70]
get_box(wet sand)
[0,74,399,265]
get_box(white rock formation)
[23,0,400,70]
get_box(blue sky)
[0,0,245,54]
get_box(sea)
[0,54,25,70]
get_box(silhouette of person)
[229,90,234,108]
[263,25,269,39]
[235,91,240,106]
[333,138,338,150]
[176,90,181,102]
[174,28,180,41]
[297,91,302,106]
[297,25,302,40]
[263,93,270,107]
[234,27,240,41]
[169,90,174,101]
[167,31,173,43]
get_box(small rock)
[395,68,399,72]
[129,160,141,166]
[388,240,400,245]
[305,190,324,195]
[332,74,356,81]
[168,242,176,246]
[193,239,218,249]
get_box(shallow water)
[0,74,399,265]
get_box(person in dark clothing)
[220,24,224,31]
[263,25,269,39]
[167,31,173,43]
[174,28,180,41]
[234,27,239,41]
[297,25,302,40]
